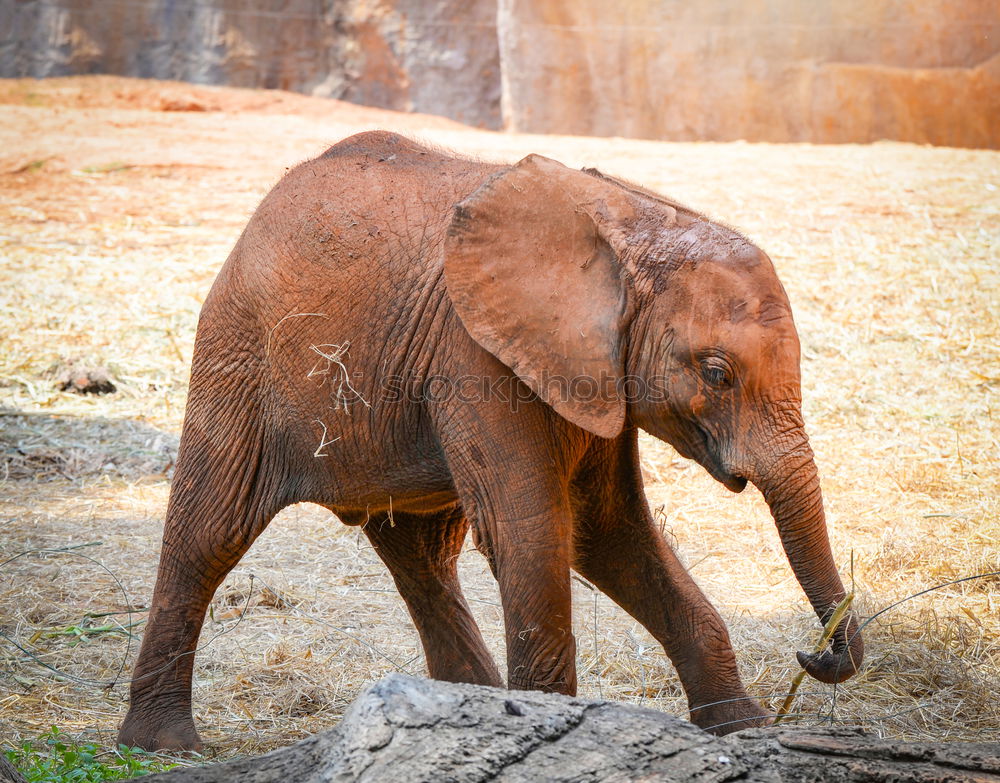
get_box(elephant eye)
[700,359,733,389]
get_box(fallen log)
[138,674,999,782]
[0,755,27,783]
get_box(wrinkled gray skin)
[118,131,862,752]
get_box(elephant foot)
[688,697,772,736]
[118,709,203,752]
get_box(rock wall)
[0,0,502,129]
[499,0,1000,146]
[2,0,997,146]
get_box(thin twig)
[774,592,854,724]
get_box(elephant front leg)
[492,516,577,694]
[576,526,766,733]
[572,434,770,735]
[438,426,581,694]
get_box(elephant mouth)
[694,424,748,494]
[709,461,748,493]
[716,469,748,494]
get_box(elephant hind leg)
[359,507,502,688]
[119,409,296,752]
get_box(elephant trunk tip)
[795,641,862,685]
[795,603,864,684]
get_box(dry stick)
[828,551,856,720]
[773,592,854,724]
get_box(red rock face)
[3,0,997,147]
[1,0,503,130]
[498,0,1000,147]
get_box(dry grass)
[1,76,997,760]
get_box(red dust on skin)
[118,131,861,752]
[690,391,707,417]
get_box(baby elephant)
[119,131,862,751]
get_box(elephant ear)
[443,154,637,439]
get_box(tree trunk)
[136,675,999,782]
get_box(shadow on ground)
[0,410,177,482]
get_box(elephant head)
[444,154,863,685]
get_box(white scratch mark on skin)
[266,312,330,358]
[308,341,371,413]
[312,419,340,457]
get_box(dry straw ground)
[1,77,997,762]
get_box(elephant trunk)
[751,437,863,684]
